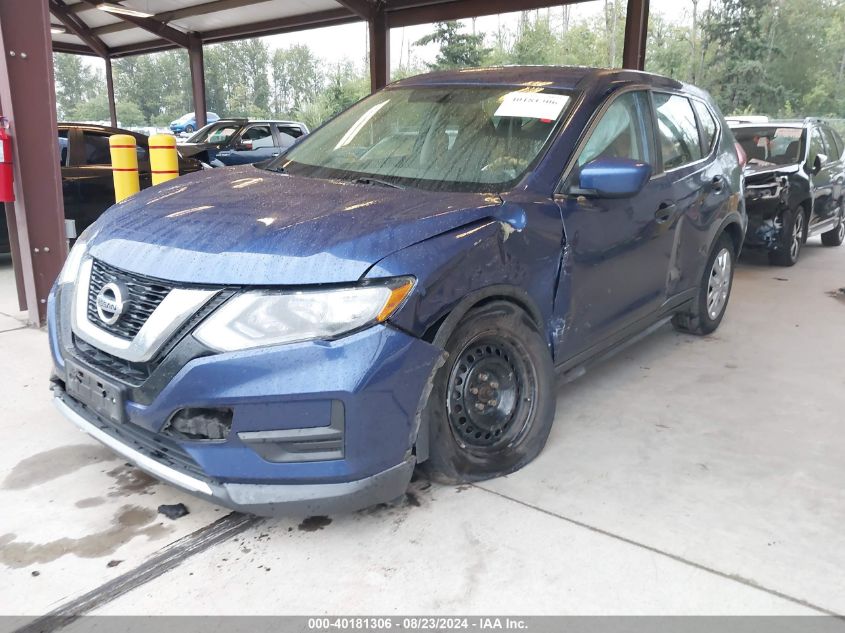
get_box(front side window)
[821,126,841,160]
[240,125,274,149]
[577,91,651,167]
[272,86,573,192]
[654,93,703,170]
[188,123,240,144]
[809,127,825,166]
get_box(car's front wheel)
[769,206,805,266]
[673,233,735,336]
[421,301,556,484]
[821,204,845,247]
[184,125,195,134]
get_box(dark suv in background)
[1,124,202,253]
[177,119,309,167]
[730,118,845,265]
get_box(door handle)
[655,203,676,224]
[711,175,725,193]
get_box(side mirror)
[573,158,652,198]
[812,154,828,175]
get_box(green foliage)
[53,53,105,120]
[51,1,845,131]
[415,21,490,70]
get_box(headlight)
[57,235,90,285]
[194,277,415,352]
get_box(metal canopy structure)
[49,0,651,124]
[2,0,651,324]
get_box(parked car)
[0,124,203,254]
[177,119,308,167]
[49,67,745,516]
[730,118,845,265]
[169,111,220,135]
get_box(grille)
[87,259,173,340]
[73,335,152,386]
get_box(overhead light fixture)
[50,25,67,34]
[97,3,154,19]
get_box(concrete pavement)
[0,240,843,618]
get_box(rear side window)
[692,100,718,154]
[654,93,703,170]
[82,132,112,165]
[577,91,652,167]
[58,130,69,167]
[277,124,304,139]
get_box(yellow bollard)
[148,134,180,186]
[109,134,140,202]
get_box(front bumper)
[49,282,442,516]
[53,394,415,516]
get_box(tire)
[821,205,845,247]
[421,301,556,484]
[768,206,805,266]
[672,232,736,336]
[184,125,195,134]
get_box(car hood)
[177,142,223,157]
[87,166,504,285]
[743,161,800,181]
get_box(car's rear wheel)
[821,204,845,247]
[421,301,556,484]
[672,232,735,336]
[769,206,805,266]
[184,125,195,134]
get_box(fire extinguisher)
[0,117,14,203]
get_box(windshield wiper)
[348,176,405,190]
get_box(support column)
[0,0,67,325]
[188,34,207,129]
[369,6,389,92]
[622,0,650,70]
[105,56,117,127]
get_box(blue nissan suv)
[49,67,746,516]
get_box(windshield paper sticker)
[495,92,570,120]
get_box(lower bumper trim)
[54,395,213,495]
[52,395,416,517]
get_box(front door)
[555,90,680,360]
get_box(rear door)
[555,89,677,358]
[820,125,845,222]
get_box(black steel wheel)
[421,301,555,484]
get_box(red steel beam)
[622,0,650,70]
[385,0,595,28]
[105,56,117,127]
[0,0,68,325]
[49,0,110,58]
[369,6,389,91]
[189,35,208,129]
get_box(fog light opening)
[163,407,233,441]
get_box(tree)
[415,21,490,70]
[53,53,105,120]
[272,45,323,116]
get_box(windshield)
[187,122,242,144]
[266,86,573,192]
[733,126,805,166]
